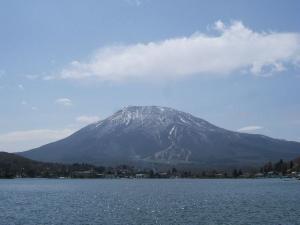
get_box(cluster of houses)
[69,169,170,179]
[254,171,300,179]
[65,167,300,179]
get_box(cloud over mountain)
[60,21,300,81]
[55,98,73,106]
[237,125,263,132]
[76,115,100,124]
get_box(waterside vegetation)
[1,152,300,179]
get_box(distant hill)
[0,152,100,178]
[19,106,300,169]
[0,151,40,167]
[0,151,47,177]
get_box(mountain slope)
[19,106,300,169]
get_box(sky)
[0,0,300,152]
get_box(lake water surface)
[0,178,299,225]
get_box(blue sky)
[0,0,300,152]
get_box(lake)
[0,178,299,225]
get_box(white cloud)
[18,84,24,90]
[43,75,55,81]
[55,98,73,106]
[0,128,75,152]
[76,115,100,124]
[60,20,300,82]
[20,101,38,110]
[237,125,264,132]
[124,0,143,6]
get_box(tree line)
[0,152,299,179]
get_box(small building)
[135,173,146,178]
[255,173,264,178]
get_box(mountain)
[19,106,300,169]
